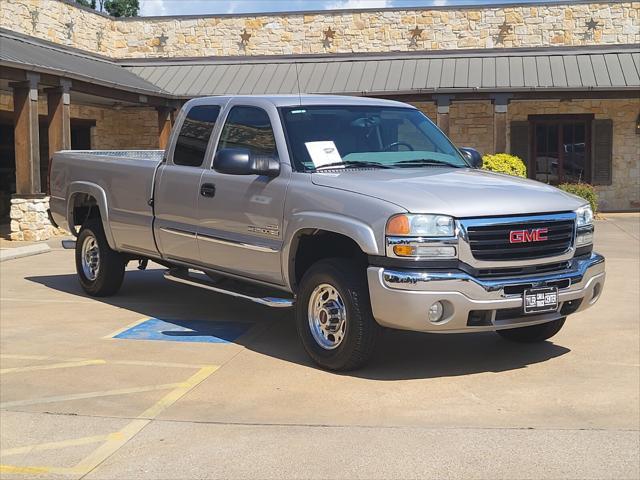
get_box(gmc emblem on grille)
[509,227,549,243]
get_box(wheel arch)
[285,222,375,292]
[66,182,116,249]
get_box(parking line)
[0,354,50,361]
[2,354,209,370]
[0,464,55,475]
[0,434,113,457]
[0,359,219,476]
[0,359,106,375]
[0,382,185,409]
[112,360,207,369]
[73,365,218,475]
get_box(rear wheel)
[496,317,566,343]
[75,220,125,297]
[295,258,379,371]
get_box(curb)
[0,244,51,262]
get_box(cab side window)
[217,106,277,157]
[173,105,221,167]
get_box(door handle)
[200,183,216,198]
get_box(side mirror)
[459,147,483,169]
[213,148,280,177]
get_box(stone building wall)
[412,98,638,211]
[410,102,437,123]
[508,99,640,211]
[448,101,495,156]
[1,0,637,58]
[0,93,159,150]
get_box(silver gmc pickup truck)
[50,95,605,370]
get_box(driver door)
[196,104,290,285]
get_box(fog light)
[414,246,456,257]
[428,301,444,323]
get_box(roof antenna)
[294,62,302,106]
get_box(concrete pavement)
[0,216,638,479]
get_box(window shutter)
[592,119,613,186]
[510,120,529,165]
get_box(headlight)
[386,214,455,237]
[575,205,594,247]
[575,205,593,227]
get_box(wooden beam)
[0,66,27,82]
[47,80,72,177]
[375,89,640,103]
[12,73,41,195]
[157,107,173,150]
[71,79,174,108]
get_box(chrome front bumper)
[367,253,605,333]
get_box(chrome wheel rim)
[81,234,100,281]
[308,283,347,350]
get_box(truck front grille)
[465,217,575,261]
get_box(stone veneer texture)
[0,0,637,58]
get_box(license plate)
[523,287,559,314]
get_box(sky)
[138,0,550,16]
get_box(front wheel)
[295,259,379,371]
[75,220,125,297]
[496,317,566,343]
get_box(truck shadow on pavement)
[26,267,570,380]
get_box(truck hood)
[311,168,585,217]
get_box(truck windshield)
[280,105,469,172]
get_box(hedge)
[481,153,527,178]
[557,183,599,213]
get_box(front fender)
[282,211,380,289]
[67,181,117,250]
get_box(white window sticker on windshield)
[305,141,342,168]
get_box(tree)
[104,0,139,17]
[74,0,97,8]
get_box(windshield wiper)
[392,158,462,168]
[313,160,391,171]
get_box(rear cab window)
[173,105,221,167]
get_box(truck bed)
[49,150,164,256]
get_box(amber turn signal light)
[386,214,410,235]
[393,245,414,256]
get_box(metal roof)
[124,46,640,97]
[1,27,637,100]
[0,30,166,96]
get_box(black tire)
[75,220,125,297]
[295,258,379,371]
[496,317,566,343]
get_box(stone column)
[157,107,173,150]
[47,80,72,171]
[492,94,510,154]
[12,73,41,195]
[435,95,452,136]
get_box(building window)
[529,114,593,184]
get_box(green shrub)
[482,153,527,178]
[557,183,599,213]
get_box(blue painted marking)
[113,318,252,344]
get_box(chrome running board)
[164,269,294,308]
